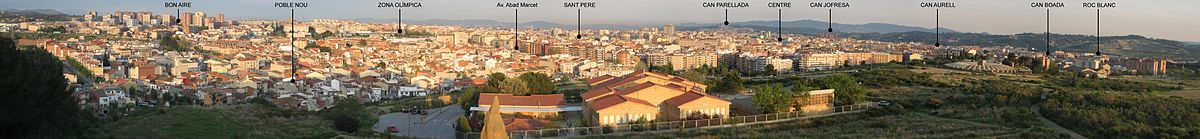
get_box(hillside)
[0,9,73,22]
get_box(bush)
[457,116,473,132]
[925,98,944,108]
[332,114,360,133]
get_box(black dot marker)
[827,9,834,33]
[723,21,729,26]
[935,42,941,47]
[576,34,582,39]
[397,29,403,34]
[175,19,181,24]
[777,37,783,42]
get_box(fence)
[456,103,876,139]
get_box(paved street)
[372,105,464,139]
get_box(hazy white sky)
[3,0,1197,41]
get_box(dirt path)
[1034,107,1087,139]
[911,112,1006,129]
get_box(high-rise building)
[795,52,902,71]
[216,13,225,23]
[203,17,215,28]
[193,12,206,25]
[139,14,153,25]
[84,10,97,22]
[1110,57,1168,75]
[663,24,675,34]
[180,12,194,26]
[160,15,174,26]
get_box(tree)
[318,30,334,39]
[270,24,285,36]
[763,64,777,76]
[679,70,706,83]
[791,85,815,111]
[456,116,473,132]
[36,26,67,33]
[819,74,866,106]
[498,78,529,95]
[708,73,745,94]
[634,60,649,71]
[1,37,89,138]
[332,114,360,133]
[159,35,182,51]
[458,87,479,110]
[518,72,555,94]
[307,26,317,38]
[308,42,331,52]
[751,84,794,114]
[375,62,387,69]
[323,98,365,133]
[483,73,507,92]
[649,64,676,75]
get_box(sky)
[2,0,1198,41]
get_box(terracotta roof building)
[582,71,730,125]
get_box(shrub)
[925,98,944,108]
[456,116,473,132]
[333,114,360,133]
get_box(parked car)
[878,101,891,107]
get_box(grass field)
[93,105,338,138]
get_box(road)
[61,62,94,85]
[372,105,464,139]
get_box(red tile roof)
[503,118,549,132]
[477,93,565,107]
[585,75,615,84]
[589,94,655,111]
[662,91,724,107]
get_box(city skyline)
[4,0,1200,138]
[2,0,1198,41]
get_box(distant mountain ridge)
[1,9,67,16]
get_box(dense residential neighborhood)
[4,2,1200,138]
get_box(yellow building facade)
[583,71,731,125]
